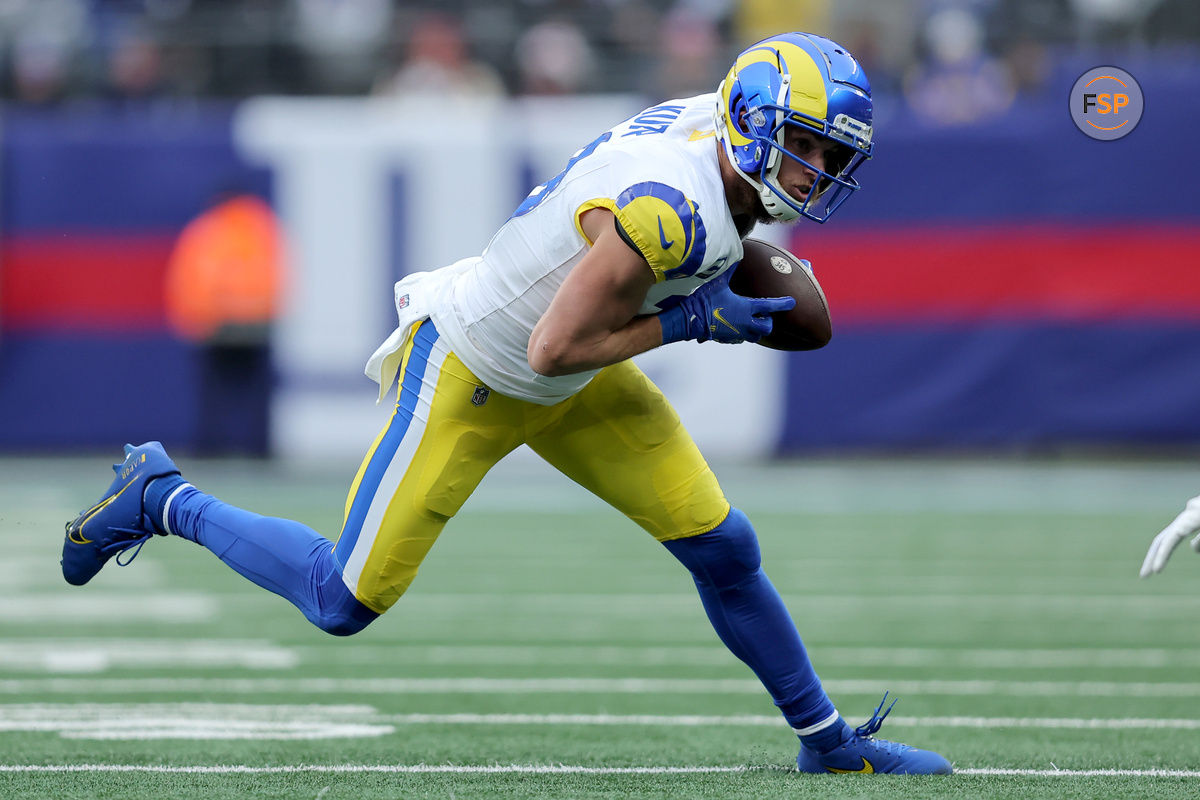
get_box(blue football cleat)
[61,442,180,586]
[797,693,953,775]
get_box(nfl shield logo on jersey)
[397,293,410,310]
[471,386,490,406]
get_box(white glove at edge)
[1140,495,1200,578]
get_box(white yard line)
[3,676,1198,697]
[9,641,1200,672]
[815,646,1200,669]
[0,595,216,623]
[293,643,1200,669]
[0,559,166,589]
[294,592,1200,614]
[2,705,1197,743]
[376,713,1200,731]
[5,705,1196,732]
[0,639,296,672]
[956,768,1200,777]
[0,704,389,740]
[0,763,1197,777]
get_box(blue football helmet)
[714,32,874,223]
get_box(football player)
[1140,495,1200,577]
[62,33,952,775]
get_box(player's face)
[750,126,850,225]
[778,127,844,201]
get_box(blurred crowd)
[0,0,1197,122]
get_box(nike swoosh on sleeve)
[657,217,675,250]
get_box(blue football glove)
[658,268,796,344]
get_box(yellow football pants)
[332,320,730,613]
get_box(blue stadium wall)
[779,55,1200,453]
[0,107,271,451]
[1,56,1198,454]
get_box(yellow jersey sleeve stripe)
[573,198,619,246]
[574,197,668,284]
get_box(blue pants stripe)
[333,320,439,568]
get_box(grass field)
[2,453,1199,799]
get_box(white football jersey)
[432,92,745,404]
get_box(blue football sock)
[799,717,852,753]
[143,475,187,535]
[149,482,377,636]
[663,507,841,740]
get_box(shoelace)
[66,516,153,568]
[103,528,153,566]
[854,691,900,739]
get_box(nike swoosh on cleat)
[67,525,94,545]
[711,307,740,333]
[71,479,138,543]
[657,217,675,250]
[826,758,875,775]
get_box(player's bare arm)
[527,207,659,377]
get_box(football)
[728,238,832,351]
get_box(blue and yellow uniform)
[342,93,739,612]
[64,33,953,775]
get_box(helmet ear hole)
[737,111,751,136]
[732,96,751,136]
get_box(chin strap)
[714,101,803,223]
[757,178,802,222]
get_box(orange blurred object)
[165,194,285,342]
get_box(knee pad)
[662,507,761,591]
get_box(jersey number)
[511,132,613,218]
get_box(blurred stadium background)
[0,0,1198,461]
